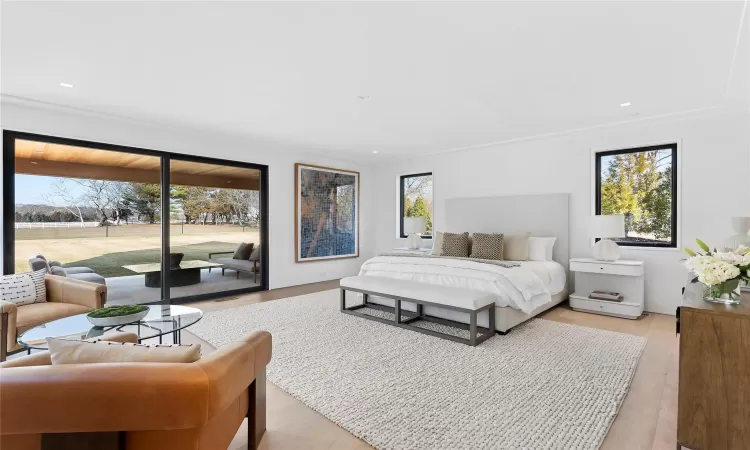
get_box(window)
[399,172,433,239]
[595,143,677,248]
[3,131,269,305]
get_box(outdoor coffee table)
[17,304,203,350]
[123,260,222,287]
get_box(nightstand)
[569,258,644,319]
[392,247,432,255]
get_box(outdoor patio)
[106,268,260,305]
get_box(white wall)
[374,108,750,315]
[0,100,375,290]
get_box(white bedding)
[358,256,566,314]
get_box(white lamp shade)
[590,215,625,238]
[404,217,427,235]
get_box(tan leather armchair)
[0,274,106,361]
[0,330,272,450]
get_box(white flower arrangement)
[684,240,750,301]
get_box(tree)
[41,180,87,225]
[600,150,672,241]
[122,183,161,223]
[406,196,432,233]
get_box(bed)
[360,193,570,334]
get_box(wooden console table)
[677,284,750,450]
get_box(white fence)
[15,221,101,229]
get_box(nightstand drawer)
[569,295,643,319]
[570,260,643,277]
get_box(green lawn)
[63,241,240,278]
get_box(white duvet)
[358,256,566,314]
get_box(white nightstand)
[392,247,432,255]
[569,258,645,319]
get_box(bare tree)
[41,180,87,225]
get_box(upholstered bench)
[339,276,496,346]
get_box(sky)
[15,175,87,205]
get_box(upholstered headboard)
[444,193,571,272]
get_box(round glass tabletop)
[18,305,203,349]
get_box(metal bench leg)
[469,310,478,346]
[363,293,368,306]
[340,288,346,311]
[395,299,402,324]
[488,306,496,334]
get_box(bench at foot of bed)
[339,276,496,346]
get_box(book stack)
[588,290,624,302]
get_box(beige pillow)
[469,233,504,260]
[503,234,530,261]
[442,232,470,257]
[46,337,201,365]
[431,232,444,256]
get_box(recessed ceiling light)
[372,151,378,154]
[30,161,38,165]
[357,96,370,100]
[59,82,74,88]
[620,102,631,107]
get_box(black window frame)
[399,172,433,239]
[2,130,270,304]
[594,143,678,248]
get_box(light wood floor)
[185,281,680,450]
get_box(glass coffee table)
[18,305,203,350]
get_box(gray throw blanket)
[378,253,521,268]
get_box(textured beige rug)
[191,289,646,450]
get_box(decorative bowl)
[87,306,150,327]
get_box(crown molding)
[421,103,749,158]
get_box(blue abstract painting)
[296,164,359,262]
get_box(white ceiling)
[2,1,748,157]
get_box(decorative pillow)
[233,242,254,260]
[50,266,67,277]
[0,269,47,306]
[469,233,504,260]
[442,232,470,257]
[529,237,557,261]
[431,232,445,256]
[249,245,261,261]
[503,234,530,261]
[46,337,201,365]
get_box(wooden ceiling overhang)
[14,140,260,190]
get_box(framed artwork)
[295,163,359,262]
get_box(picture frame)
[295,163,359,262]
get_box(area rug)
[190,289,646,450]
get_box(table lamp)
[590,215,625,261]
[724,217,750,251]
[404,217,427,250]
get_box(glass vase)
[702,280,742,305]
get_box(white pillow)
[0,269,47,306]
[528,237,556,261]
[431,232,444,256]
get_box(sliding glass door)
[2,131,268,305]
[168,159,264,301]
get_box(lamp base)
[593,239,620,261]
[406,234,423,250]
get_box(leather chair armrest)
[45,275,106,310]
[0,332,139,369]
[196,331,271,418]
[0,300,17,316]
[0,300,18,358]
[0,363,210,435]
